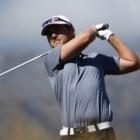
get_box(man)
[41,15,139,140]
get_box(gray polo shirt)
[44,46,119,128]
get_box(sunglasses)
[46,25,71,37]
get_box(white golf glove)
[97,29,113,40]
[94,23,114,41]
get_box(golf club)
[0,51,49,77]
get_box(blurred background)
[0,0,140,140]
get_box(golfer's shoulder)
[44,47,61,59]
[44,47,62,67]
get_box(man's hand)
[97,29,113,40]
[95,23,113,41]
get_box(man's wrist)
[91,26,97,34]
[108,34,115,42]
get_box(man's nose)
[51,33,58,38]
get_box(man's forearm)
[109,35,138,60]
[108,34,139,73]
[95,24,139,73]
[61,27,97,62]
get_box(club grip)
[97,24,109,31]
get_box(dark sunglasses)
[46,25,71,37]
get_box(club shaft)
[0,51,49,77]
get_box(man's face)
[46,25,74,48]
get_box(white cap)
[41,15,74,36]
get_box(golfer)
[41,15,140,140]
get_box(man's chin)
[55,42,63,47]
[52,44,62,48]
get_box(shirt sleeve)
[44,46,63,77]
[99,54,120,75]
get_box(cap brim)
[41,22,69,36]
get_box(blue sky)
[0,0,140,53]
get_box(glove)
[94,23,113,41]
[97,29,113,40]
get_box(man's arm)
[60,27,97,62]
[108,35,139,74]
